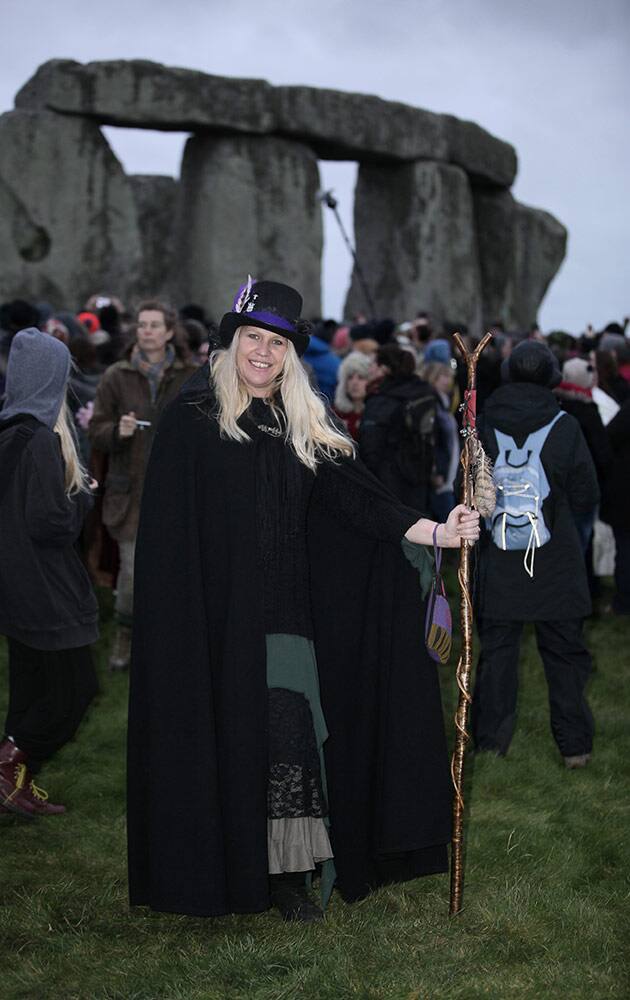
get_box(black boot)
[269,872,323,923]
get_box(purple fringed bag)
[425,524,453,665]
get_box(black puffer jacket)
[476,383,599,621]
[0,414,98,649]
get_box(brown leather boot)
[0,739,66,818]
[109,625,132,671]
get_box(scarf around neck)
[131,343,175,402]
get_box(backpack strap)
[519,410,565,453]
[494,411,564,460]
[493,428,517,454]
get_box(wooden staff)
[449,331,492,916]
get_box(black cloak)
[127,371,451,917]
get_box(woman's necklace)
[251,396,284,436]
[257,423,283,437]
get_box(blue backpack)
[486,412,564,577]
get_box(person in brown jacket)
[89,301,198,669]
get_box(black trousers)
[471,618,594,757]
[4,639,98,770]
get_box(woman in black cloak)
[127,280,479,922]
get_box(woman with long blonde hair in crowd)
[0,328,99,818]
[128,279,479,924]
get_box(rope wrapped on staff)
[449,331,495,916]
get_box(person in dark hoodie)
[0,328,99,817]
[359,344,436,514]
[471,341,599,769]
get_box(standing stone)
[473,189,516,329]
[511,202,567,328]
[474,191,567,329]
[129,175,178,299]
[345,161,483,331]
[0,110,141,308]
[174,135,322,320]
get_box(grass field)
[1,581,628,1000]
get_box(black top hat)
[218,278,309,356]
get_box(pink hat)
[332,326,350,353]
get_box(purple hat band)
[236,310,297,334]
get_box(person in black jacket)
[600,398,630,614]
[359,344,435,513]
[471,341,599,768]
[0,328,98,817]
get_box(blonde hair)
[209,332,354,472]
[53,399,89,495]
[422,361,453,387]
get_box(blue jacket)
[304,336,340,403]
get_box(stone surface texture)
[0,110,141,309]
[473,189,517,328]
[345,161,483,331]
[129,175,179,300]
[15,60,275,135]
[16,59,517,186]
[511,202,567,328]
[474,190,567,328]
[174,135,322,320]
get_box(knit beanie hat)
[423,339,452,364]
[507,340,561,388]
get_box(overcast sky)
[4,0,629,331]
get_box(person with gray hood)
[0,328,98,818]
[471,340,599,769]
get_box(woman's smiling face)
[235,326,289,397]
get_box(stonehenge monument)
[1,58,566,329]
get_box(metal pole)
[320,190,376,320]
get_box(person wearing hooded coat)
[0,328,98,817]
[471,341,599,768]
[127,280,480,922]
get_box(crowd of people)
[0,284,628,922]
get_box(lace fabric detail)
[267,687,327,819]
[268,763,325,819]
